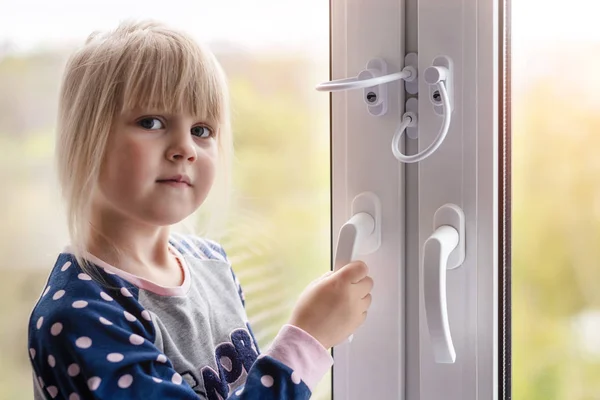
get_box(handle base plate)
[433,203,465,270]
[351,192,382,255]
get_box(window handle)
[316,60,416,92]
[333,192,382,344]
[423,204,465,363]
[334,212,374,271]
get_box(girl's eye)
[137,117,212,137]
[138,117,164,130]
[191,126,213,138]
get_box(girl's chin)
[142,209,196,227]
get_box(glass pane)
[513,1,600,398]
[0,2,330,399]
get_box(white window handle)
[334,212,375,271]
[316,57,416,117]
[333,192,382,344]
[316,66,416,92]
[422,204,465,363]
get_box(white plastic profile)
[422,204,465,363]
[333,192,382,344]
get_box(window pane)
[0,2,330,398]
[513,1,600,398]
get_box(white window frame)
[329,0,507,398]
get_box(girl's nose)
[166,132,197,163]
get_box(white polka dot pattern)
[100,292,113,301]
[75,337,92,349]
[141,310,152,321]
[52,290,65,300]
[129,334,144,345]
[261,375,274,388]
[67,364,80,377]
[107,353,124,362]
[50,322,63,336]
[47,385,58,398]
[87,377,101,391]
[172,373,182,385]
[118,374,133,388]
[124,311,136,322]
[291,371,301,384]
[72,300,88,309]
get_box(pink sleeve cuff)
[263,324,334,392]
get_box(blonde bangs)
[114,25,227,128]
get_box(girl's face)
[95,109,218,226]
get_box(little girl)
[28,19,373,400]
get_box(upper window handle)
[316,56,455,164]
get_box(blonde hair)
[55,19,234,278]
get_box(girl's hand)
[288,261,374,350]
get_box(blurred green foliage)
[512,78,600,399]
